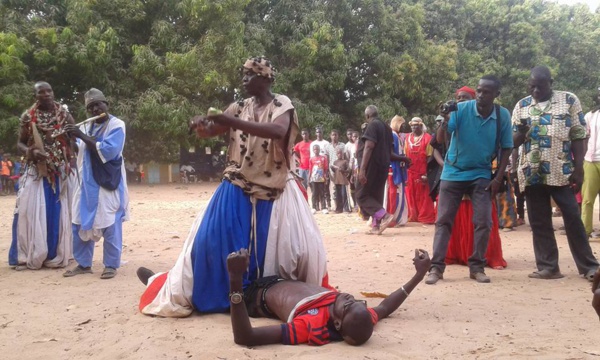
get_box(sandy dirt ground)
[1,182,600,360]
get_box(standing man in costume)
[137,57,328,317]
[513,66,599,281]
[10,81,75,270]
[63,88,130,280]
[425,75,513,285]
[404,117,436,224]
[356,105,409,235]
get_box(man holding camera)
[425,75,513,284]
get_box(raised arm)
[372,249,430,320]
[227,249,283,346]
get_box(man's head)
[390,115,405,133]
[330,129,340,143]
[476,75,501,108]
[312,144,320,156]
[346,129,355,143]
[352,131,359,142]
[301,129,310,142]
[455,86,476,103]
[332,293,374,346]
[528,66,553,102]
[242,57,275,96]
[34,81,54,108]
[315,127,323,140]
[409,117,424,135]
[364,105,378,123]
[84,88,109,122]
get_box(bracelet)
[401,286,409,297]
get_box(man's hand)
[486,178,503,198]
[413,249,431,278]
[189,115,211,136]
[64,124,84,139]
[358,172,367,185]
[227,249,250,277]
[569,167,584,193]
[29,148,48,162]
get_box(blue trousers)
[72,219,123,269]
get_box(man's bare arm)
[432,148,444,167]
[227,250,283,346]
[372,250,430,320]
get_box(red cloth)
[455,86,476,98]
[293,141,312,170]
[281,292,378,346]
[386,168,398,226]
[445,199,507,269]
[405,133,435,224]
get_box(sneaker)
[377,213,394,235]
[470,272,491,283]
[425,269,443,285]
[311,208,317,215]
[322,209,329,214]
[502,227,513,232]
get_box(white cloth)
[15,166,72,269]
[140,174,328,317]
[585,111,600,162]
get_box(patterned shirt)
[512,91,587,187]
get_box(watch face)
[230,293,243,304]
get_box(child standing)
[309,144,328,214]
[331,147,350,213]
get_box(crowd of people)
[4,58,600,348]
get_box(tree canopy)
[1,0,599,161]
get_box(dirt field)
[1,182,599,360]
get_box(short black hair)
[331,129,340,135]
[530,66,552,81]
[301,128,309,133]
[346,128,355,133]
[480,75,501,91]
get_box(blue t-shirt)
[441,100,513,181]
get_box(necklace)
[408,133,424,149]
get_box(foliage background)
[1,0,599,162]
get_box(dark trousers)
[514,179,525,219]
[356,166,387,218]
[324,179,331,208]
[431,178,492,273]
[334,184,348,212]
[525,185,599,275]
[310,182,326,211]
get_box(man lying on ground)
[223,248,430,346]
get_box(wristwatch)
[229,291,244,305]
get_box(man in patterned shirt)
[513,66,599,281]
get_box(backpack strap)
[495,104,502,161]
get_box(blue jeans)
[431,178,492,273]
[298,169,309,190]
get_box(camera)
[440,100,458,114]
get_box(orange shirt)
[0,160,11,176]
